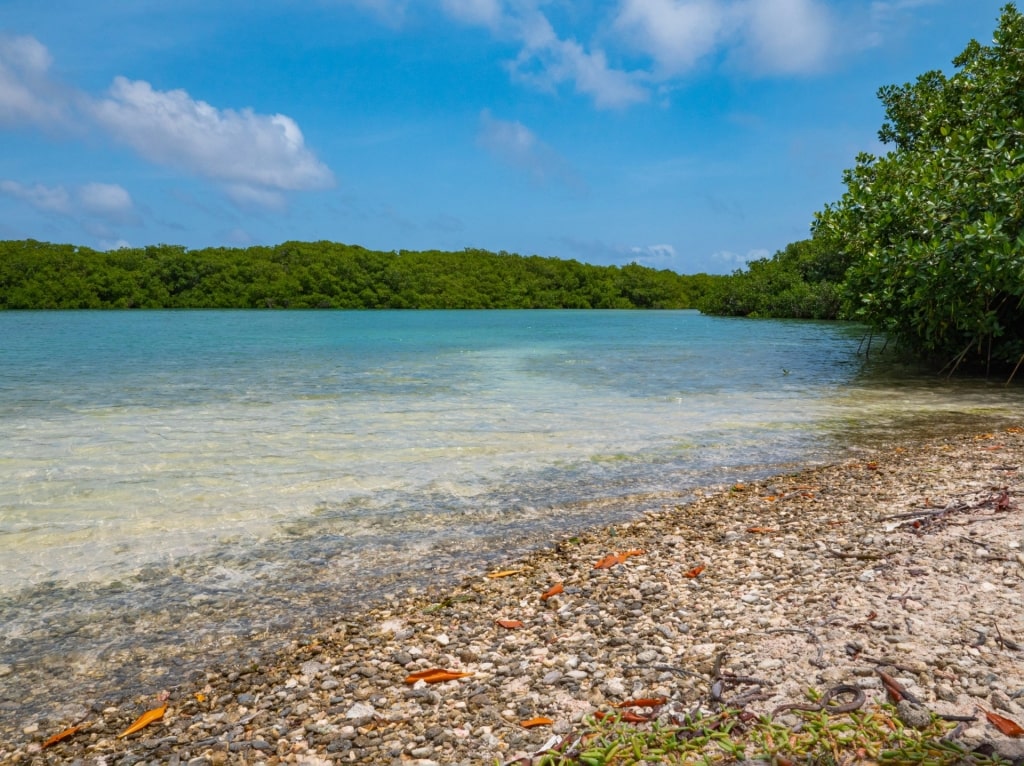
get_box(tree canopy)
[0,239,718,311]
[814,3,1024,373]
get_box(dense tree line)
[696,238,846,320]
[0,239,720,310]
[813,3,1024,373]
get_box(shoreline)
[4,425,1024,764]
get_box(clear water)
[0,310,1021,717]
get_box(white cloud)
[736,0,833,74]
[91,77,335,206]
[79,182,136,222]
[1,178,138,227]
[615,0,835,78]
[440,0,503,28]
[476,109,583,188]
[713,247,769,266]
[0,34,68,127]
[0,180,72,213]
[615,0,734,76]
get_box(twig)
[766,628,826,668]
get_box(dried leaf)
[520,716,554,728]
[404,668,473,684]
[42,724,82,749]
[865,610,878,621]
[486,569,524,579]
[540,582,563,601]
[620,549,646,559]
[616,697,667,709]
[982,708,1024,737]
[684,564,705,579]
[876,669,915,704]
[995,490,1011,512]
[593,554,623,570]
[194,692,207,703]
[1006,426,1024,434]
[495,619,525,630]
[117,704,167,739]
[746,526,776,534]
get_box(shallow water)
[1,310,1021,722]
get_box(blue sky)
[0,1,1011,274]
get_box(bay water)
[1,310,1021,717]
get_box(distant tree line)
[0,239,722,310]
[696,238,846,320]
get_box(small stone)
[433,634,450,646]
[345,702,376,719]
[896,700,933,729]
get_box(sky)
[0,1,1012,274]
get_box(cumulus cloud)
[91,77,334,206]
[736,0,833,74]
[0,36,334,211]
[476,109,583,188]
[0,34,69,127]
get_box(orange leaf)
[617,697,667,709]
[41,724,82,749]
[594,554,623,569]
[620,549,646,559]
[520,716,554,728]
[540,582,564,601]
[982,708,1024,737]
[496,619,524,630]
[876,670,906,703]
[487,569,524,579]
[684,564,705,579]
[746,526,776,534]
[404,668,473,684]
[117,704,167,739]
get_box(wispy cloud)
[476,109,583,189]
[0,179,138,226]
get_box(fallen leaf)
[746,526,776,534]
[41,724,82,749]
[684,564,705,579]
[975,433,995,440]
[1007,426,1024,434]
[876,669,915,704]
[866,462,879,470]
[520,716,554,728]
[593,554,623,569]
[194,692,207,703]
[866,610,878,620]
[404,668,474,684]
[117,704,167,739]
[981,445,1004,451]
[764,496,778,502]
[495,619,524,630]
[616,697,667,709]
[486,569,524,579]
[620,549,646,559]
[981,708,1024,737]
[540,582,563,601]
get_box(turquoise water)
[1,310,1021,716]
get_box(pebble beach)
[3,425,1024,765]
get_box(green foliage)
[0,239,714,310]
[696,238,846,319]
[814,3,1024,372]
